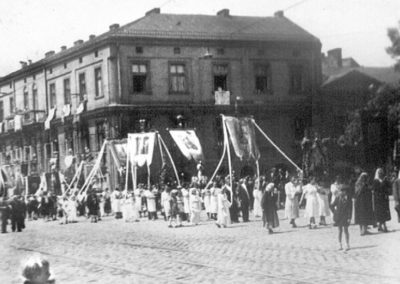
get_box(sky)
[0,0,399,77]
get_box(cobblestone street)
[1,203,400,284]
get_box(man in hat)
[9,195,26,232]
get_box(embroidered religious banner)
[108,140,127,173]
[224,116,260,161]
[169,129,203,161]
[127,133,156,167]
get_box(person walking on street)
[372,168,391,232]
[261,181,279,234]
[285,175,302,228]
[330,184,352,251]
[354,172,375,235]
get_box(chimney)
[45,51,55,57]
[274,10,284,17]
[74,40,84,46]
[28,59,32,65]
[145,8,160,16]
[89,34,96,40]
[217,9,230,17]
[109,23,120,31]
[327,48,342,68]
[61,45,67,51]
[19,61,28,68]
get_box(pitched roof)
[115,13,320,42]
[322,69,381,88]
[0,10,319,83]
[322,66,400,87]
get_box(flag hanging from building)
[169,129,203,161]
[127,133,156,167]
[224,116,260,161]
[45,108,56,130]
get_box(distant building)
[0,8,321,181]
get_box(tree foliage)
[386,21,400,72]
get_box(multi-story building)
[0,8,321,181]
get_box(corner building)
[0,8,321,179]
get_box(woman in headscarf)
[354,172,375,235]
[372,168,391,232]
[261,180,279,234]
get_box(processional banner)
[127,133,156,167]
[224,116,260,161]
[169,130,203,162]
[108,140,127,172]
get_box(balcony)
[22,109,47,125]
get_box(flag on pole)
[127,133,156,167]
[169,129,203,161]
[224,116,260,161]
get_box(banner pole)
[223,116,233,195]
[124,145,130,193]
[252,120,302,173]
[147,163,151,189]
[204,115,228,190]
[158,134,181,186]
[256,159,260,192]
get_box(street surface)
[1,201,400,284]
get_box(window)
[173,47,181,54]
[136,46,143,54]
[289,65,305,93]
[0,101,3,121]
[49,68,52,74]
[9,97,14,113]
[169,63,186,93]
[63,78,71,104]
[78,73,86,99]
[217,48,225,55]
[79,57,83,64]
[94,50,98,58]
[64,63,67,69]
[96,121,106,151]
[32,84,38,110]
[213,64,228,91]
[132,63,148,93]
[94,67,103,97]
[49,83,56,108]
[254,64,271,94]
[257,49,265,56]
[33,74,36,80]
[23,87,29,110]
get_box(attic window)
[49,68,53,74]
[33,74,36,80]
[79,57,83,64]
[64,63,67,69]
[217,48,225,55]
[24,78,27,83]
[94,50,98,58]
[136,46,143,54]
[174,47,181,55]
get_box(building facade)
[0,8,321,181]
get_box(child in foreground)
[21,255,55,284]
[330,184,352,251]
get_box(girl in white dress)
[216,186,232,228]
[202,187,212,220]
[189,186,202,225]
[161,186,171,221]
[317,180,331,225]
[181,185,191,222]
[253,177,263,218]
[300,177,319,229]
[284,176,302,227]
[210,182,219,220]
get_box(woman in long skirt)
[216,186,231,228]
[253,177,263,218]
[189,186,202,225]
[209,182,219,220]
[202,186,212,220]
[300,177,319,229]
[317,178,330,226]
[372,168,391,232]
[261,182,279,234]
[284,176,302,227]
[181,185,191,222]
[354,172,375,235]
[161,186,171,221]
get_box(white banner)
[127,133,156,167]
[45,108,56,130]
[14,115,22,131]
[169,129,203,161]
[215,91,230,105]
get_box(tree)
[386,21,400,72]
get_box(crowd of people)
[1,164,399,251]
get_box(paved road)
[1,203,399,284]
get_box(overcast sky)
[0,0,399,77]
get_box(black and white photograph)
[0,0,400,283]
